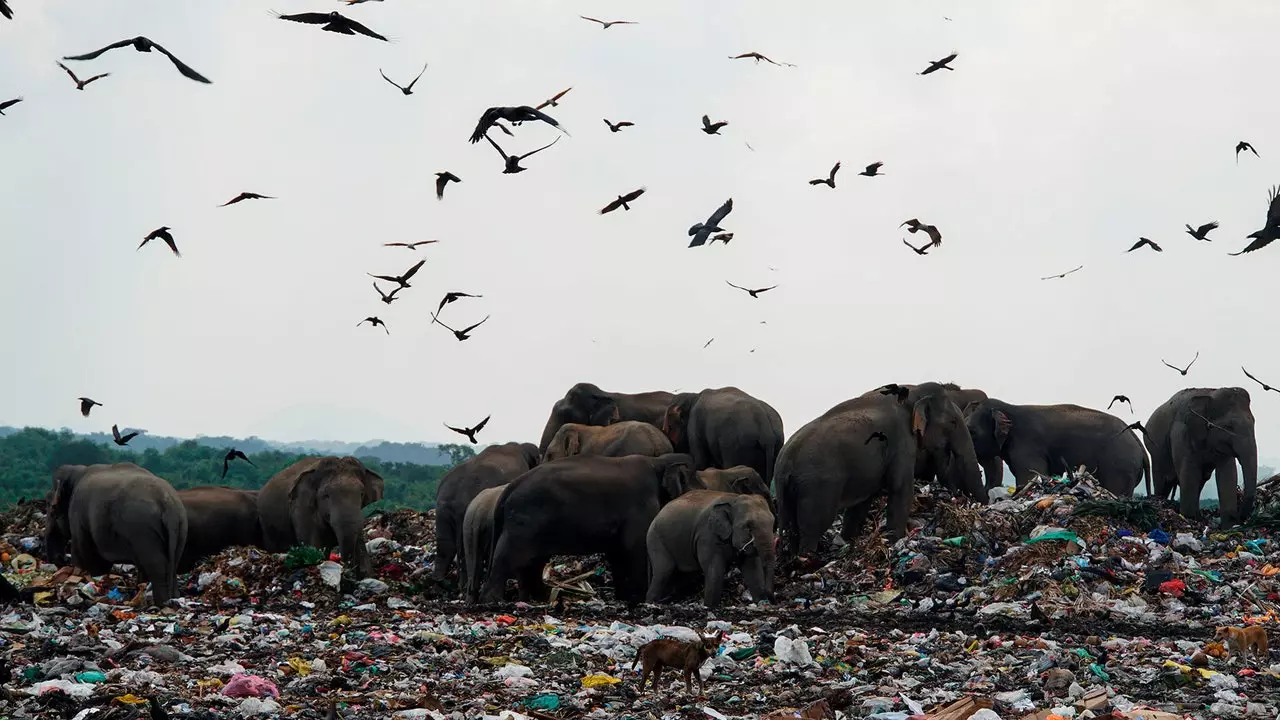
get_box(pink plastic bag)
[221,674,280,698]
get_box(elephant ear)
[961,400,983,417]
[663,393,697,442]
[910,399,930,438]
[1186,395,1215,444]
[661,461,694,500]
[290,468,323,513]
[361,467,384,505]
[50,465,84,515]
[992,409,1012,448]
[709,502,734,541]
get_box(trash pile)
[2,473,1280,720]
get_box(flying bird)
[373,282,401,305]
[901,218,942,247]
[1040,265,1083,280]
[1107,395,1133,413]
[580,16,637,29]
[600,188,646,214]
[468,106,563,143]
[700,115,728,135]
[430,312,490,341]
[368,258,425,289]
[0,0,10,20]
[63,36,212,83]
[357,316,389,334]
[78,397,102,417]
[1229,185,1280,256]
[729,52,795,67]
[876,384,910,404]
[435,171,461,200]
[726,281,777,298]
[220,192,273,207]
[0,97,23,114]
[380,62,427,95]
[703,338,714,349]
[437,291,481,314]
[859,162,885,177]
[111,424,139,446]
[688,198,734,247]
[274,11,388,41]
[1242,367,1279,394]
[809,162,840,188]
[865,431,888,445]
[1236,141,1259,163]
[536,87,572,110]
[221,449,255,478]
[1117,421,1150,442]
[1161,351,1199,376]
[603,119,634,133]
[710,232,734,245]
[484,134,561,174]
[1184,221,1218,242]
[444,415,491,444]
[1126,237,1162,253]
[138,227,180,256]
[382,240,437,250]
[56,62,109,90]
[919,53,958,75]
[902,238,931,256]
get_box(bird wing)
[580,15,606,24]
[1243,366,1265,387]
[444,423,469,435]
[706,197,734,227]
[617,121,634,127]
[406,61,428,89]
[0,0,10,20]
[119,431,139,443]
[1199,221,1219,235]
[1107,397,1118,409]
[112,424,121,440]
[1186,351,1199,369]
[701,114,711,129]
[221,193,245,206]
[161,235,180,257]
[1228,237,1275,256]
[756,286,778,293]
[379,68,402,90]
[368,273,400,283]
[56,61,80,83]
[517,135,561,160]
[383,243,410,247]
[63,38,136,61]
[1264,185,1280,228]
[1160,359,1180,371]
[1125,240,1144,252]
[924,225,942,246]
[222,456,231,478]
[410,240,439,248]
[522,106,562,128]
[600,198,623,214]
[536,87,571,109]
[429,311,458,333]
[343,16,389,41]
[829,162,841,181]
[622,187,646,202]
[469,108,501,143]
[435,175,447,200]
[725,280,748,292]
[867,162,883,173]
[275,12,334,24]
[940,52,958,63]
[484,132,510,160]
[373,281,390,298]
[401,259,426,281]
[149,41,213,83]
[473,415,491,433]
[0,97,21,111]
[461,315,491,333]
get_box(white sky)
[1,1,1278,454]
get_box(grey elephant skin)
[1146,387,1257,525]
[662,387,785,484]
[176,486,262,573]
[542,421,673,462]
[45,463,188,604]
[646,489,776,607]
[858,382,988,489]
[481,453,698,603]
[258,456,384,577]
[461,485,505,604]
[537,382,674,453]
[696,466,774,515]
[964,399,1150,496]
[774,382,985,556]
[432,442,540,586]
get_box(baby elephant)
[177,486,263,573]
[632,633,723,695]
[696,466,774,511]
[541,421,673,462]
[646,490,775,607]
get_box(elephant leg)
[840,502,871,542]
[647,552,676,603]
[701,554,728,608]
[516,560,549,603]
[885,464,914,540]
[1175,455,1209,519]
[795,489,842,556]
[434,512,458,582]
[1215,457,1241,526]
[132,545,174,605]
[481,533,522,603]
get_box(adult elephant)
[1146,387,1257,525]
[461,485,504,604]
[44,463,188,605]
[176,486,262,573]
[481,453,698,603]
[697,466,774,514]
[537,383,675,454]
[432,442,540,586]
[542,421,673,462]
[858,382,989,489]
[774,382,985,557]
[661,387,785,484]
[258,456,384,578]
[646,490,776,607]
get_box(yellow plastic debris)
[581,673,622,688]
[113,694,149,705]
[287,657,313,676]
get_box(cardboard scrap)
[930,696,994,720]
[762,699,835,720]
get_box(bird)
[373,282,401,305]
[111,424,140,446]
[877,384,910,404]
[434,171,461,200]
[901,218,942,247]
[809,162,841,188]
[902,238,931,255]
[56,62,109,90]
[383,240,437,250]
[380,62,427,95]
[1107,395,1133,413]
[444,416,491,444]
[700,115,728,135]
[221,449,254,478]
[148,697,170,720]
[579,16,637,29]
[1185,221,1218,242]
[703,338,714,349]
[368,259,425,289]
[484,134,561,174]
[1161,351,1199,376]
[274,11,388,41]
[220,192,273,207]
[468,106,563,143]
[726,281,777,298]
[63,36,211,83]
[0,0,10,20]
[710,232,734,245]
[728,52,795,67]
[357,316,389,334]
[865,431,888,445]
[1126,238,1162,253]
[1040,265,1083,280]
[1229,185,1280,256]
[600,188,646,214]
[535,87,572,110]
[79,397,102,417]
[437,291,481,314]
[688,198,734,248]
[138,227,180,256]
[0,97,23,114]
[1236,141,1259,163]
[603,119,634,133]
[1242,367,1279,393]
[919,53,958,75]
[859,162,885,177]
[430,312,490,341]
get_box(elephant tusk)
[738,537,756,554]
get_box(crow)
[1242,367,1279,393]
[535,87,572,110]
[1184,221,1218,242]
[437,291,481,314]
[700,115,728,135]
[1126,237,1162,252]
[710,232,734,245]
[729,52,795,67]
[1230,185,1280,256]
[57,61,110,90]
[357,316,389,334]
[919,53,958,75]
[1107,395,1133,413]
[79,397,102,417]
[373,282,401,305]
[139,227,180,256]
[1161,351,1199,376]
[484,134,561,174]
[435,171,461,200]
[604,119,634,133]
[901,218,942,247]
[0,97,23,114]
[580,16,637,29]
[703,338,714,349]
[0,0,11,20]
[380,61,427,95]
[600,188,646,214]
[877,384,910,404]
[63,36,212,83]
[430,312,490,341]
[809,162,840,188]
[865,431,888,445]
[220,192,273,207]
[859,162,885,177]
[903,238,931,255]
[726,281,777,298]
[469,106,563,143]
[382,240,437,250]
[1236,141,1259,163]
[445,416,491,444]
[688,198,733,247]
[1040,265,1083,280]
[112,424,140,446]
[221,449,254,478]
[1115,420,1149,443]
[274,11,387,41]
[368,259,425,289]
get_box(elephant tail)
[1142,451,1152,497]
[489,483,515,569]
[773,461,798,558]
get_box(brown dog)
[1215,626,1269,664]
[632,633,723,695]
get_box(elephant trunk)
[742,519,776,600]
[1235,433,1259,519]
[537,412,564,455]
[44,525,67,565]
[981,456,1005,491]
[331,503,370,578]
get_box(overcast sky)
[1,1,1278,455]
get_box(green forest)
[0,427,473,511]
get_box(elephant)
[646,490,776,607]
[542,421,674,462]
[432,442,540,586]
[858,382,989,490]
[461,485,505,604]
[481,453,698,603]
[176,486,262,573]
[774,382,985,557]
[661,387,785,484]
[538,382,675,453]
[696,466,774,514]
[44,463,188,604]
[257,456,384,578]
[963,399,1151,496]
[1146,387,1258,525]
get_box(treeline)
[0,427,470,511]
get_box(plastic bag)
[773,636,816,666]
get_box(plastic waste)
[773,636,816,666]
[317,560,343,588]
[221,674,280,698]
